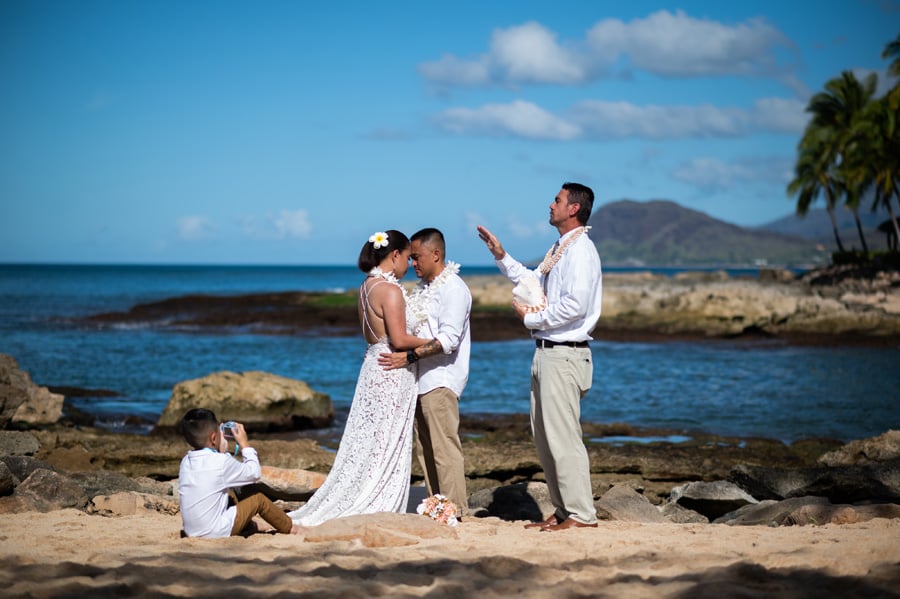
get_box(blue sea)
[2,263,898,443]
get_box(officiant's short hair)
[563,182,594,224]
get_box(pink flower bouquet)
[416,494,459,527]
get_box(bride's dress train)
[288,338,417,526]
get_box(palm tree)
[787,130,846,253]
[883,33,900,78]
[861,84,900,248]
[803,71,877,253]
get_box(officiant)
[476,182,603,532]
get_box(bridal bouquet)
[416,494,459,527]
[512,272,546,313]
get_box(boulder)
[0,455,56,481]
[715,496,900,526]
[155,371,334,432]
[89,492,179,517]
[818,430,900,466]
[596,484,668,523]
[302,512,458,547]
[730,461,900,504]
[237,465,327,501]
[669,480,758,520]
[660,501,709,524]
[467,481,553,522]
[0,354,63,427]
[0,431,41,456]
[0,462,14,496]
[2,468,89,512]
[67,470,174,499]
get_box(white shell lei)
[406,260,460,334]
[537,226,590,275]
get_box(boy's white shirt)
[178,446,261,538]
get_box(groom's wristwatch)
[406,349,418,364]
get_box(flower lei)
[537,226,590,275]
[406,260,460,334]
[417,494,459,526]
[367,266,402,289]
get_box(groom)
[379,228,471,514]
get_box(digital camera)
[221,421,236,438]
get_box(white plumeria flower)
[368,231,389,249]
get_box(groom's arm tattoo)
[414,339,444,360]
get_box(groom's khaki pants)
[415,387,468,511]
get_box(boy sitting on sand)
[178,408,303,538]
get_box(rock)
[302,512,458,547]
[596,485,668,523]
[467,481,553,522]
[0,431,41,456]
[238,465,327,501]
[7,469,89,512]
[89,492,179,517]
[730,461,900,504]
[0,462,14,496]
[0,354,63,427]
[660,501,709,524]
[670,480,758,520]
[67,470,174,499]
[818,430,900,466]
[0,455,56,481]
[715,496,900,526]
[155,371,334,432]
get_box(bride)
[289,230,428,526]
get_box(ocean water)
[1,263,898,443]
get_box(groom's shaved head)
[411,228,445,258]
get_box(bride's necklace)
[407,260,460,331]
[538,226,590,275]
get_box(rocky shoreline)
[80,266,900,345]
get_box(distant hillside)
[756,208,888,251]
[587,200,826,267]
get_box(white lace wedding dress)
[288,278,418,526]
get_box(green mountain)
[587,199,828,267]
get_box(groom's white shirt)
[416,271,471,398]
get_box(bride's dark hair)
[357,229,409,273]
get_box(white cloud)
[491,21,587,84]
[672,156,794,191]
[239,210,312,240]
[587,10,794,78]
[436,97,804,141]
[749,97,808,133]
[573,101,746,138]
[272,209,312,239]
[419,11,795,88]
[176,216,215,240]
[435,100,580,140]
[507,215,549,239]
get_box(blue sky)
[2,1,898,266]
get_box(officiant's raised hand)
[476,225,505,260]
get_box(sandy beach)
[1,506,898,597]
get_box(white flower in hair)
[512,272,546,313]
[368,231,389,249]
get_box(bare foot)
[290,524,308,536]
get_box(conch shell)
[512,273,546,313]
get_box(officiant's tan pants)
[415,387,468,511]
[531,346,597,525]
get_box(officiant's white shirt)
[416,272,471,398]
[496,229,602,342]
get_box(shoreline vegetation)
[82,266,900,346]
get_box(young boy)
[178,408,303,538]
